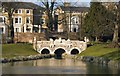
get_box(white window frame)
[16,28,19,32]
[15,10,18,13]
[26,17,30,24]
[18,9,22,14]
[15,9,22,14]
[26,9,30,14]
[14,16,22,24]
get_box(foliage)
[83,2,113,41]
[104,2,120,47]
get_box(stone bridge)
[33,37,87,55]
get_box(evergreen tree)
[83,2,110,42]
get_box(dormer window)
[26,10,30,14]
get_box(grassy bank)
[79,43,120,61]
[2,43,38,58]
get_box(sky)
[1,0,119,2]
[11,0,91,2]
[1,0,120,7]
[10,0,120,2]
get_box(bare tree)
[112,2,120,47]
[2,2,20,43]
[40,0,56,31]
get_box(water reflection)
[54,54,62,59]
[2,58,120,74]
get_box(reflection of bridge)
[33,37,87,55]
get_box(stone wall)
[14,32,46,43]
[77,56,120,68]
[1,34,7,44]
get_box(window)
[26,10,30,14]
[0,28,4,33]
[19,18,21,23]
[15,18,18,23]
[15,10,18,13]
[0,17,3,22]
[16,28,19,32]
[26,17,30,23]
[73,28,76,32]
[15,17,22,24]
[19,10,22,14]
[15,9,22,14]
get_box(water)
[2,57,120,74]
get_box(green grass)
[79,43,120,60]
[101,50,120,61]
[2,43,38,58]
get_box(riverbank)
[1,54,54,63]
[78,43,120,60]
[77,43,120,68]
[1,43,55,63]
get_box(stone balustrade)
[33,37,87,55]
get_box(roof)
[2,2,45,10]
[58,6,89,12]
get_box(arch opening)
[73,28,77,32]
[54,48,65,55]
[54,48,66,59]
[41,49,50,54]
[70,49,79,55]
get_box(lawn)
[79,43,120,60]
[2,43,38,58]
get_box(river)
[2,57,120,75]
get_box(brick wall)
[14,32,46,43]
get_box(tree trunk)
[111,23,119,48]
[112,24,118,43]
[95,36,99,42]
[10,18,14,43]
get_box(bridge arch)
[39,47,51,54]
[70,47,81,55]
[54,47,66,55]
